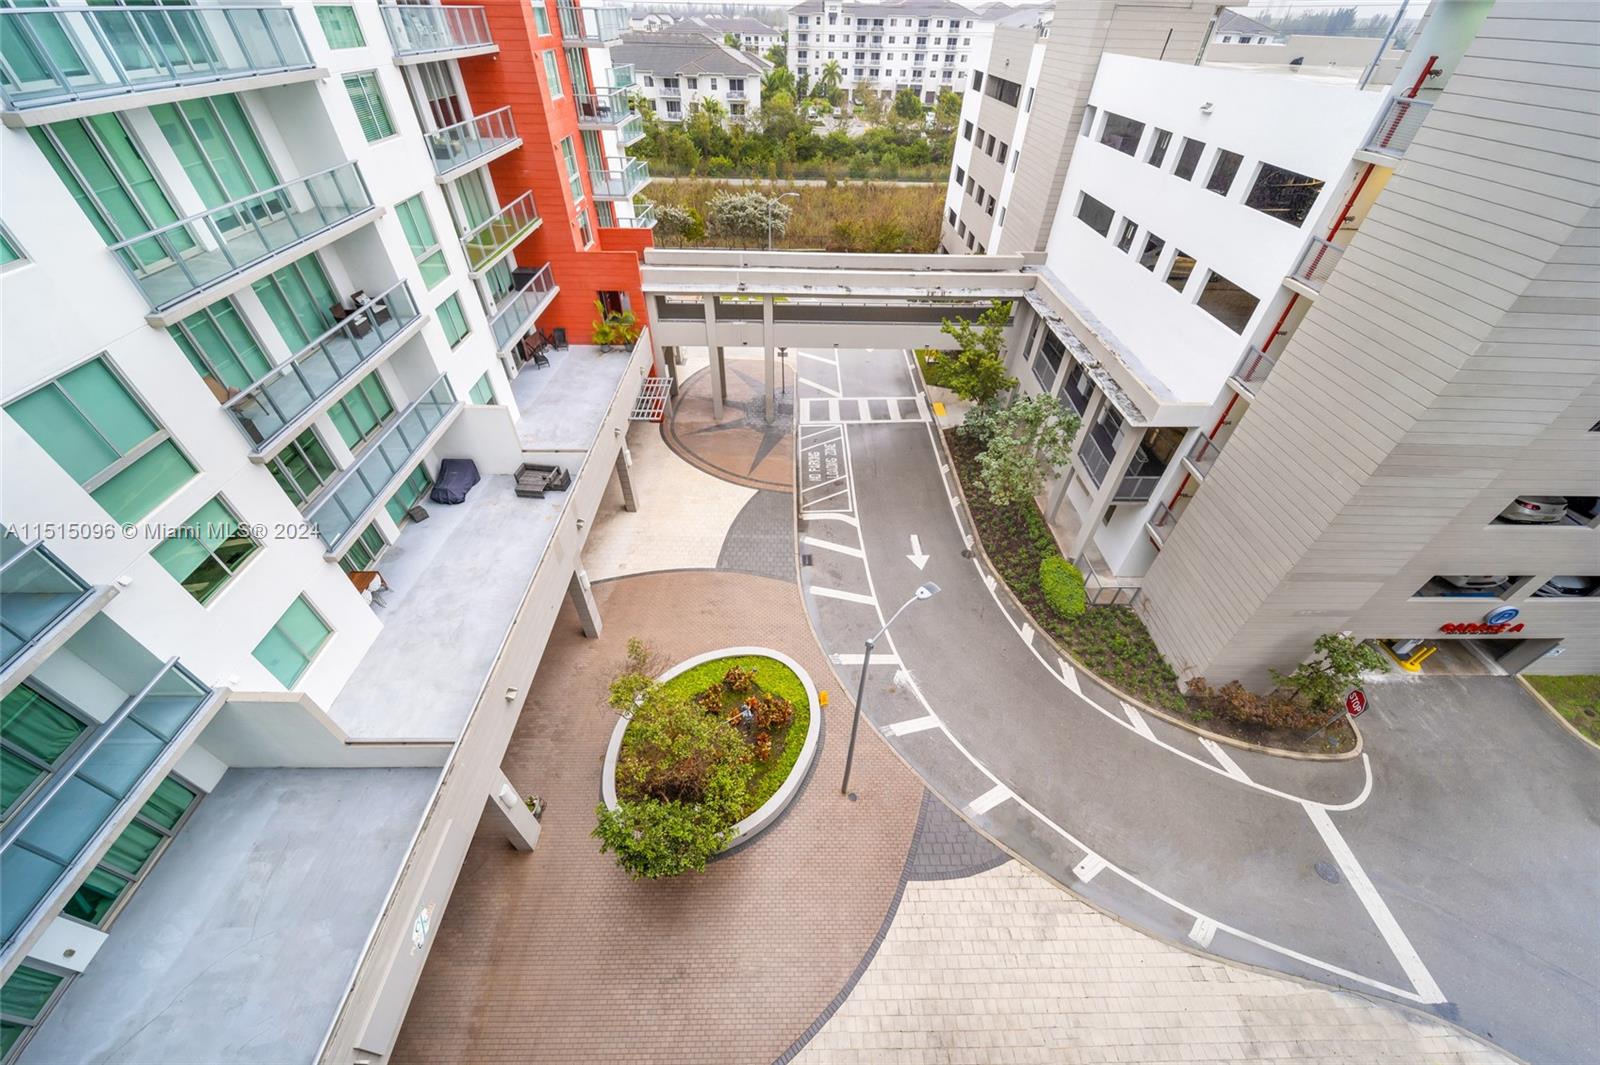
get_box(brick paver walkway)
[793,862,1511,1065]
[665,358,796,491]
[392,570,923,1064]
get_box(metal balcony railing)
[0,658,213,946]
[587,158,650,199]
[107,161,372,312]
[609,63,635,89]
[489,263,556,352]
[1290,236,1343,292]
[427,106,518,177]
[0,4,314,114]
[1230,346,1276,396]
[1112,471,1163,503]
[727,88,748,100]
[0,534,94,675]
[1146,502,1179,547]
[573,87,630,128]
[224,280,421,453]
[603,202,657,229]
[1184,434,1223,479]
[380,3,493,58]
[309,375,459,550]
[460,190,540,273]
[658,84,683,98]
[1077,427,1114,486]
[617,111,644,147]
[1365,96,1432,157]
[557,1,627,45]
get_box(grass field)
[1525,675,1600,745]
[649,178,943,253]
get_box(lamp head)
[915,582,941,600]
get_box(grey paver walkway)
[718,489,795,581]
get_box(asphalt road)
[792,347,1600,1063]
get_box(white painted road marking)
[801,535,863,559]
[1189,916,1218,948]
[810,586,877,606]
[831,651,901,666]
[1059,659,1081,696]
[1122,701,1156,741]
[965,783,1012,817]
[906,534,929,570]
[1019,623,1034,646]
[1073,854,1108,883]
[884,714,941,737]
[799,376,840,397]
[1201,737,1252,784]
[1304,803,1446,1004]
[799,350,837,365]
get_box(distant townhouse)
[613,31,771,126]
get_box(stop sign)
[1345,689,1367,717]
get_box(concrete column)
[485,768,540,852]
[1069,421,1146,561]
[647,300,668,378]
[614,448,639,512]
[762,296,777,423]
[567,566,602,638]
[701,295,724,419]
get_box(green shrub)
[593,788,741,880]
[1039,556,1086,618]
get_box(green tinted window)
[253,255,338,351]
[394,194,447,288]
[437,293,469,347]
[316,5,365,48]
[63,866,128,926]
[533,5,550,35]
[469,373,495,405]
[339,523,386,574]
[152,95,279,210]
[140,777,197,830]
[102,819,164,877]
[386,465,432,524]
[170,300,271,392]
[0,226,22,266]
[0,965,63,1022]
[151,497,259,604]
[267,428,337,507]
[328,373,395,450]
[253,595,332,687]
[343,72,394,142]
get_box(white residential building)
[613,31,770,126]
[681,14,786,54]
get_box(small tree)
[707,189,791,246]
[1270,633,1388,712]
[594,789,742,879]
[892,87,924,122]
[968,393,1080,507]
[763,44,787,67]
[723,31,741,49]
[936,299,1017,404]
[652,201,703,246]
[933,88,963,132]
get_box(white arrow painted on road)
[906,534,929,570]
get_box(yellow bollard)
[819,690,829,707]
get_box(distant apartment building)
[1211,8,1280,46]
[614,31,770,126]
[681,14,786,54]
[0,0,663,1061]
[787,0,1007,103]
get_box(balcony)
[0,533,111,690]
[224,280,424,455]
[727,88,748,101]
[380,4,496,62]
[1228,346,1277,398]
[1181,434,1223,481]
[308,375,461,554]
[609,63,635,90]
[428,106,520,180]
[1078,428,1162,503]
[603,202,657,229]
[587,158,650,200]
[108,161,375,319]
[659,84,683,99]
[0,659,215,947]
[0,4,317,124]
[460,190,541,274]
[574,87,631,129]
[488,263,558,353]
[557,1,627,45]
[617,111,644,147]
[1287,236,1343,296]
[1146,502,1180,547]
[1363,97,1433,160]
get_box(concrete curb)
[923,392,1362,763]
[603,646,823,853]
[1516,675,1600,753]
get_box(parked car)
[1532,575,1599,598]
[1438,575,1512,596]
[1497,496,1567,524]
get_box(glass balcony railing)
[573,87,630,128]
[1147,502,1180,547]
[1184,434,1223,480]
[603,202,656,229]
[380,4,494,58]
[587,158,649,199]
[107,161,373,313]
[557,1,627,45]
[427,106,519,177]
[0,533,95,674]
[609,63,635,89]
[1365,96,1432,158]
[1290,236,1343,293]
[0,4,314,114]
[617,111,644,147]
[0,659,212,946]
[224,280,422,453]
[1230,346,1276,397]
[310,376,459,550]
[460,190,540,273]
[658,84,682,98]
[489,263,556,352]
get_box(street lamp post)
[841,582,940,796]
[766,190,801,251]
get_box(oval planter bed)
[602,647,821,872]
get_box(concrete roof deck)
[510,344,634,452]
[21,767,437,1065]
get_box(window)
[343,72,394,142]
[542,51,564,97]
[252,255,338,351]
[152,497,259,604]
[1011,150,1020,173]
[63,775,198,931]
[1059,360,1092,416]
[1245,162,1325,227]
[5,357,195,523]
[0,685,88,818]
[971,71,983,91]
[30,116,191,257]
[996,142,1007,164]
[946,207,956,226]
[1146,128,1172,168]
[577,209,593,248]
[1207,149,1243,196]
[253,595,331,687]
[394,194,447,288]
[328,372,395,450]
[1076,193,1114,237]
[437,293,469,347]
[0,963,71,1058]
[0,223,23,268]
[1025,87,1033,112]
[152,95,280,213]
[559,136,581,202]
[982,73,1021,106]
[984,132,995,155]
[1165,250,1196,292]
[1078,105,1097,138]
[1196,271,1259,333]
[315,5,364,49]
[1139,233,1165,271]
[997,206,1005,227]
[267,429,336,508]
[386,465,432,524]
[1098,111,1143,155]
[533,3,550,35]
[170,300,271,393]
[469,372,496,405]
[339,523,386,574]
[1115,219,1138,253]
[1173,138,1205,180]
[954,166,964,185]
[1032,331,1063,390]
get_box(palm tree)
[818,60,843,104]
[761,65,795,103]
